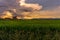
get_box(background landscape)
[0,0,60,19]
[0,0,60,40]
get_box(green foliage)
[0,19,60,40]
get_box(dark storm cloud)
[0,0,20,13]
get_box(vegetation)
[0,19,60,40]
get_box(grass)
[0,19,60,40]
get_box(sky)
[0,0,60,10]
[26,0,60,10]
[0,0,60,19]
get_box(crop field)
[0,19,60,40]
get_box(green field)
[0,19,60,40]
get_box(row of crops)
[0,19,60,40]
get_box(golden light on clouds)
[19,0,42,10]
[0,11,13,19]
[0,0,60,19]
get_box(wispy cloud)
[21,6,60,19]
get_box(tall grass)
[0,19,60,40]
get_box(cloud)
[0,6,60,19]
[0,0,60,19]
[0,0,43,19]
[19,0,42,11]
[19,6,60,19]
